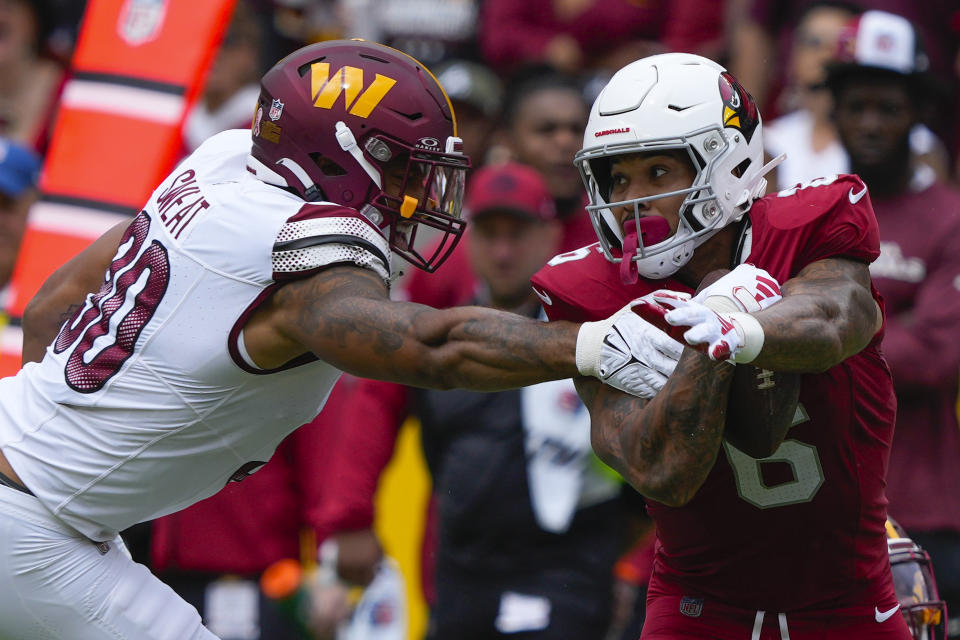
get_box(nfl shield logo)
[269,99,284,121]
[679,596,703,618]
[117,0,168,46]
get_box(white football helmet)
[576,53,783,279]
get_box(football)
[695,269,801,458]
[724,365,801,458]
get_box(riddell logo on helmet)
[309,63,397,118]
[595,127,630,137]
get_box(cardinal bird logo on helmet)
[718,72,759,143]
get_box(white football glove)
[576,300,684,398]
[694,263,782,313]
[651,293,765,364]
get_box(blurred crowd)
[3,0,960,639]
[13,1,960,179]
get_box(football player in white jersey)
[0,40,674,639]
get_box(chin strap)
[276,158,320,200]
[246,155,320,200]
[246,155,288,187]
[749,153,786,201]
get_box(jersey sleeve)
[271,204,392,284]
[765,174,880,268]
[531,245,621,323]
[531,243,682,323]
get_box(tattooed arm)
[21,219,132,364]
[245,264,581,390]
[575,348,734,506]
[749,257,881,373]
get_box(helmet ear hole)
[588,157,613,200]
[310,153,347,177]
[733,157,751,178]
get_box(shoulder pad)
[764,174,869,230]
[272,204,391,283]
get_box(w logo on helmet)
[310,63,397,118]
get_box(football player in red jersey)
[531,52,910,638]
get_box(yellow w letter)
[310,63,397,118]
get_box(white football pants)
[0,485,218,639]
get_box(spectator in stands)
[432,58,503,168]
[0,137,40,311]
[479,0,666,76]
[309,69,600,623]
[762,2,859,190]
[316,163,635,639]
[0,0,67,154]
[183,0,264,153]
[764,3,950,190]
[728,0,957,133]
[827,11,960,638]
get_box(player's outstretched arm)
[575,347,734,507]
[750,257,881,372]
[21,219,132,365]
[257,265,582,391]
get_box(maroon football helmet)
[248,39,470,272]
[887,517,948,640]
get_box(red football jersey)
[531,174,899,612]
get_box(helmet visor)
[375,148,470,272]
[890,541,948,640]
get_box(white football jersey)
[0,130,393,541]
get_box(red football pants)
[639,593,913,639]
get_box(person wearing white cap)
[762,3,950,193]
[828,10,960,640]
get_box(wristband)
[576,319,613,377]
[728,312,765,363]
[702,294,743,314]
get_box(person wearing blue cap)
[0,137,40,303]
